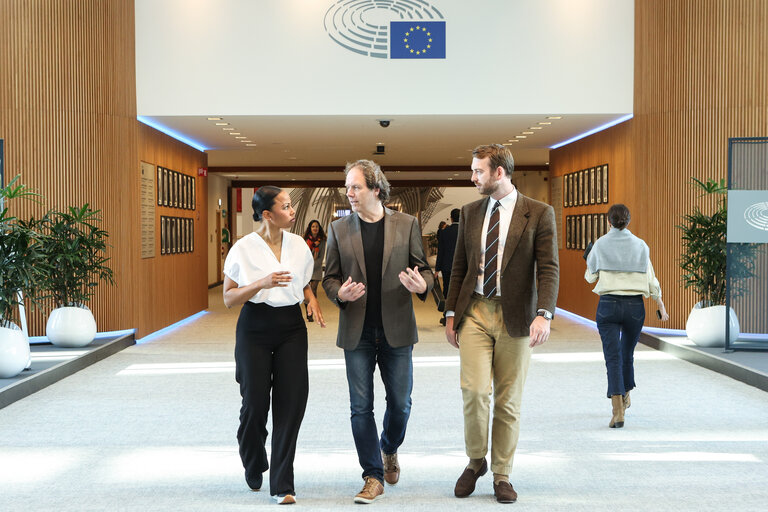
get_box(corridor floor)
[1,288,766,511]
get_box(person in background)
[303,219,327,322]
[435,208,460,326]
[223,186,326,505]
[444,144,559,504]
[585,203,668,428]
[438,220,448,231]
[323,159,433,504]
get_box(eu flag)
[390,21,446,59]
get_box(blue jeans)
[596,295,645,398]
[344,326,413,483]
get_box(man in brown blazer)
[445,144,559,504]
[323,159,433,504]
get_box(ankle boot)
[623,391,631,410]
[609,395,625,428]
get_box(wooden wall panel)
[1,0,208,338]
[550,121,634,321]
[553,0,768,331]
[0,0,138,336]
[137,124,208,338]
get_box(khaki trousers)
[458,295,532,475]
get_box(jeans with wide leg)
[596,294,645,398]
[235,302,308,496]
[344,326,413,483]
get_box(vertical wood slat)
[0,0,208,338]
[552,0,768,331]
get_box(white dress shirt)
[475,188,518,296]
[224,231,313,307]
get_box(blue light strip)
[550,114,634,149]
[555,307,688,337]
[136,310,209,344]
[137,116,208,152]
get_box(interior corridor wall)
[0,0,139,336]
[552,0,768,331]
[137,124,208,337]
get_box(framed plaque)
[566,174,572,206]
[184,175,189,210]
[191,178,196,210]
[586,213,592,245]
[602,164,609,203]
[595,166,603,203]
[160,217,166,255]
[563,175,569,208]
[172,172,178,208]
[580,215,586,249]
[185,218,190,252]
[186,175,191,210]
[180,175,185,210]
[189,218,194,252]
[589,167,595,204]
[574,172,580,206]
[169,172,175,208]
[187,218,192,252]
[175,217,180,253]
[566,216,571,249]
[582,170,588,206]
[571,173,577,206]
[157,166,163,206]
[162,168,169,206]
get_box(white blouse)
[224,231,313,307]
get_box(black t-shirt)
[360,216,385,328]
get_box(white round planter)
[685,303,740,348]
[46,306,97,348]
[0,323,31,378]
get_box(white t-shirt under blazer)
[224,231,313,307]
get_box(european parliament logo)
[324,0,446,60]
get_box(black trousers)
[235,301,308,496]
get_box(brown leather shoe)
[354,476,384,504]
[382,452,400,485]
[454,459,488,497]
[493,481,518,503]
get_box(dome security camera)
[378,120,391,128]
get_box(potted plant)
[37,204,114,347]
[677,178,760,347]
[0,176,44,377]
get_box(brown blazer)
[445,193,559,337]
[322,207,434,350]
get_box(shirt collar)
[488,187,517,213]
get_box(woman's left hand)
[306,298,326,327]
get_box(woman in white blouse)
[223,186,325,505]
[585,204,668,429]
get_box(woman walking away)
[223,186,326,504]
[585,204,668,428]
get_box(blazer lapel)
[381,208,395,275]
[501,193,530,272]
[467,198,489,273]
[349,214,367,278]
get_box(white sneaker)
[273,494,296,505]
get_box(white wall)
[136,0,633,116]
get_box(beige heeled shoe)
[609,395,625,428]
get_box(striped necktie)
[483,201,501,298]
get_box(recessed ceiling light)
[547,116,562,120]
[545,162,550,165]
[530,126,543,130]
[448,178,453,181]
[229,132,241,135]
[291,178,296,181]
[453,173,460,176]
[241,140,252,143]
[288,157,298,160]
[509,140,519,143]
[223,127,235,131]
[502,143,514,146]
[235,136,246,139]
[538,122,551,125]
[208,117,222,121]
[215,122,229,126]
[515,135,527,139]
[523,131,534,135]
[246,144,257,146]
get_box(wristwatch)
[536,310,553,321]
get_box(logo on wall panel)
[744,202,768,231]
[324,0,446,59]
